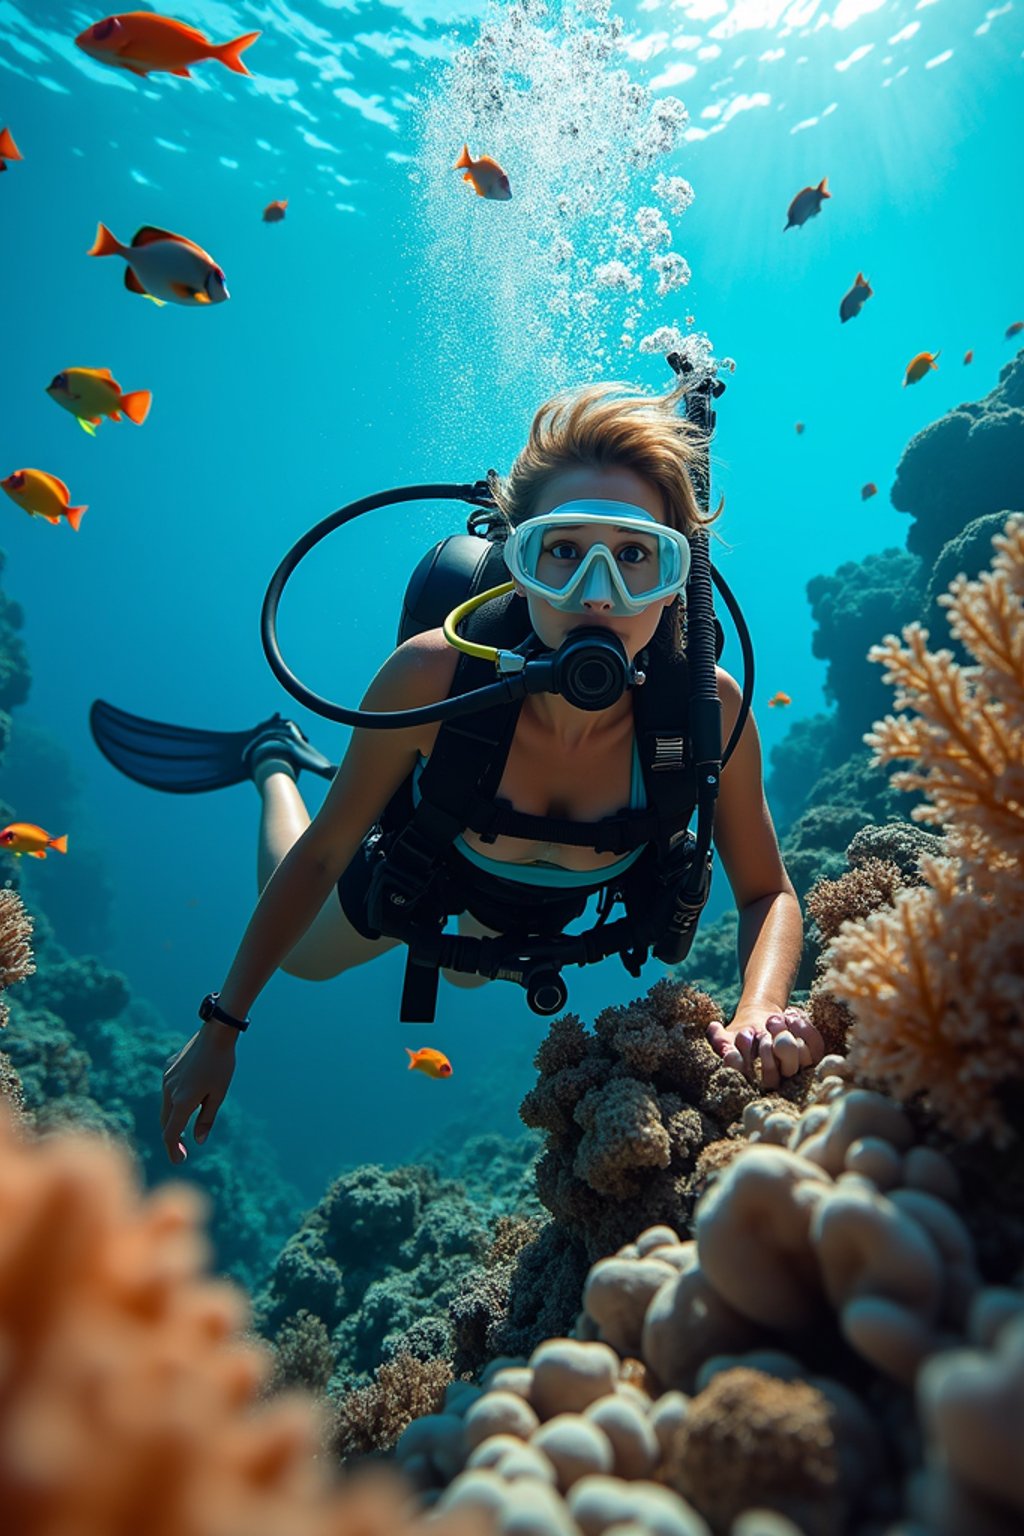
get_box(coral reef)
[393,1057,1023,1535]
[0,1102,477,1536]
[254,1161,494,1389]
[806,547,924,751]
[519,979,772,1265]
[328,1354,455,1459]
[821,517,1024,1144]
[891,349,1024,565]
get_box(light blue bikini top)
[410,739,647,888]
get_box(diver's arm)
[710,667,804,1013]
[213,631,459,1023]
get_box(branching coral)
[820,516,1024,1144]
[328,1353,454,1460]
[0,1104,476,1536]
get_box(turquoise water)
[0,0,1021,1196]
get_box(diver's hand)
[707,1006,824,1088]
[160,1022,237,1165]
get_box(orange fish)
[263,199,288,222]
[784,177,830,230]
[1007,321,1024,339]
[839,272,872,323]
[75,12,260,79]
[46,367,152,436]
[1,470,87,530]
[795,422,805,435]
[903,350,940,387]
[406,1047,453,1079]
[0,126,22,172]
[861,482,878,500]
[0,823,69,859]
[963,350,974,365]
[454,144,511,201]
[767,692,791,708]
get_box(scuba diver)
[91,369,823,1167]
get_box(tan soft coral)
[0,1104,477,1536]
[0,886,35,1028]
[820,516,1024,1144]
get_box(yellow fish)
[0,822,69,859]
[405,1047,453,1079]
[1,469,87,530]
[46,367,152,436]
[454,144,511,201]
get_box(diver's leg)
[441,910,499,990]
[254,759,400,980]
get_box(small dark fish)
[963,350,974,365]
[903,350,940,387]
[1006,321,1024,339]
[840,272,873,323]
[861,482,878,501]
[784,177,830,230]
[263,199,287,222]
[795,422,805,435]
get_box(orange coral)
[0,1104,479,1536]
[821,516,1024,1144]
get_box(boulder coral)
[821,516,1024,1144]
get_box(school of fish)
[2,16,1022,1078]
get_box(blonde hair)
[492,379,724,656]
[491,378,723,537]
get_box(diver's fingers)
[771,1028,801,1077]
[735,1029,757,1078]
[794,1035,814,1069]
[758,1031,780,1090]
[194,1094,223,1145]
[162,1099,192,1166]
[707,1022,745,1074]
[787,1009,825,1063]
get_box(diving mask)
[504,500,692,617]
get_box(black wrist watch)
[198,992,251,1033]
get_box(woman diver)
[94,380,823,1166]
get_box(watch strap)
[199,991,250,1033]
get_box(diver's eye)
[618,544,649,565]
[547,541,580,562]
[93,17,118,40]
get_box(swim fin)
[89,700,336,793]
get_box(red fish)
[1,469,87,529]
[454,144,511,201]
[75,12,260,79]
[839,272,872,323]
[861,482,878,500]
[767,692,791,708]
[263,199,288,222]
[1007,321,1024,339]
[0,823,69,859]
[406,1047,453,1079]
[0,126,22,173]
[795,422,805,435]
[784,177,830,230]
[963,350,974,365]
[903,350,940,387]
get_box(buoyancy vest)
[364,580,714,1023]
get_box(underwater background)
[1,0,1021,1215]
